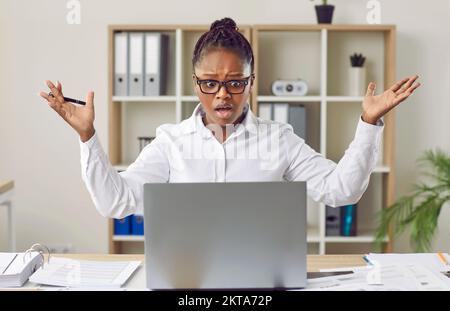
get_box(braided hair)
[192,17,254,73]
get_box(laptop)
[143,181,307,290]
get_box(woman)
[39,18,420,219]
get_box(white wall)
[0,0,449,253]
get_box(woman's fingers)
[394,75,419,95]
[365,82,376,97]
[39,91,51,101]
[40,91,59,109]
[393,82,421,105]
[398,75,419,94]
[408,82,421,93]
[389,77,409,93]
[46,80,65,103]
[86,91,95,110]
[40,90,66,115]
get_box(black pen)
[48,92,86,105]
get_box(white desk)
[0,180,15,252]
[10,254,366,290]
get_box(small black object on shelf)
[350,53,366,67]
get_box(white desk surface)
[1,254,366,291]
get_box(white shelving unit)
[108,24,396,255]
[251,25,396,255]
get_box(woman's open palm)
[362,75,420,124]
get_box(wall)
[0,0,449,252]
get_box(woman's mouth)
[214,105,233,118]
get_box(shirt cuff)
[354,116,384,145]
[79,131,102,163]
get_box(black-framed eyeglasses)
[194,74,254,94]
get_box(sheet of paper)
[299,264,450,291]
[29,257,141,288]
[367,253,450,272]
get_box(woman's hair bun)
[210,17,238,31]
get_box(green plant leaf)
[374,149,450,252]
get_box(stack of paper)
[29,257,141,288]
[365,253,450,272]
[303,264,450,291]
[300,253,450,291]
[0,252,43,287]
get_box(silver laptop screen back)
[144,182,306,289]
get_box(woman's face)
[193,49,253,127]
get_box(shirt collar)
[180,103,258,137]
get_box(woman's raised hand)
[39,80,95,142]
[362,75,421,125]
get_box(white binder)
[258,103,273,120]
[273,103,289,124]
[114,32,129,96]
[129,32,145,96]
[144,33,168,96]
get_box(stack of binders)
[114,215,144,236]
[258,103,307,140]
[325,204,357,237]
[114,32,169,97]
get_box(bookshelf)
[107,24,396,255]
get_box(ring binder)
[23,243,51,268]
[0,243,47,287]
[1,243,141,288]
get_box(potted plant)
[310,0,335,24]
[349,53,366,96]
[374,149,450,252]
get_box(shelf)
[373,166,390,173]
[257,96,365,102]
[256,31,321,96]
[324,229,388,243]
[181,96,199,102]
[112,96,177,102]
[113,235,144,242]
[327,31,385,97]
[326,96,364,102]
[115,234,321,243]
[257,96,322,102]
[307,227,321,243]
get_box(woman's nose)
[215,84,231,99]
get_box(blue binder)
[340,204,357,236]
[131,215,144,235]
[114,216,131,235]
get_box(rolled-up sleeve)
[284,117,384,207]
[80,132,169,219]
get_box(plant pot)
[315,5,335,24]
[349,67,366,96]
